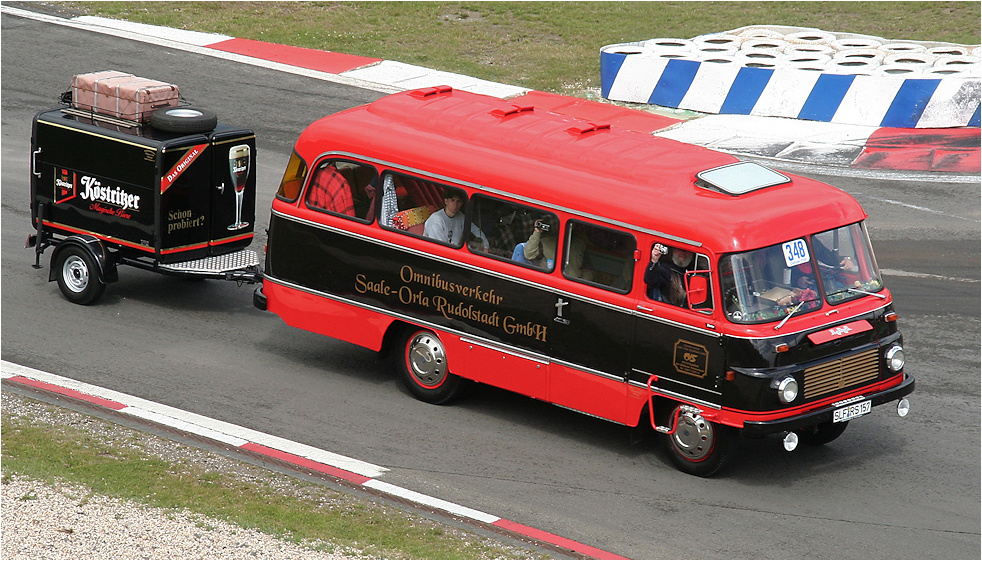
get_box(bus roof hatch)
[696,162,791,195]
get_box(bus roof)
[295,87,868,253]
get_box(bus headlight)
[776,376,799,404]
[885,345,905,373]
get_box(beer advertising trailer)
[28,71,260,304]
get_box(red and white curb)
[1,360,626,560]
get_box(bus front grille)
[803,349,879,399]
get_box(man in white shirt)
[424,190,488,249]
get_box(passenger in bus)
[423,189,489,248]
[512,218,557,268]
[645,244,693,307]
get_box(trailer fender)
[48,235,118,285]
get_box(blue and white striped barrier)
[601,25,980,128]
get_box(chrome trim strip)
[458,336,550,365]
[552,403,627,426]
[628,379,722,410]
[631,368,723,396]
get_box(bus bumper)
[741,374,915,437]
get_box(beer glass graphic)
[227,144,251,230]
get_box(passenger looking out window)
[513,216,558,270]
[422,188,489,249]
[645,243,695,307]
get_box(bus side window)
[379,172,489,249]
[304,159,378,222]
[564,221,636,293]
[380,172,445,236]
[469,194,558,270]
[275,152,308,203]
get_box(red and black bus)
[255,86,913,476]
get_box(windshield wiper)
[774,300,806,331]
[828,287,887,300]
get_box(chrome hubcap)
[62,255,89,293]
[407,333,446,387]
[671,410,715,461]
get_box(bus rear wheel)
[399,328,465,405]
[660,404,737,477]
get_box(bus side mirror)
[686,272,709,307]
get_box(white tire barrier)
[600,25,981,128]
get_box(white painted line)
[74,15,233,46]
[342,60,528,98]
[121,406,250,447]
[364,479,500,524]
[1,360,388,478]
[880,269,980,283]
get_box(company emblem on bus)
[674,339,709,378]
[54,168,77,204]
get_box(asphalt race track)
[2,12,980,560]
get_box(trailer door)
[208,131,256,255]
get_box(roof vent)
[408,85,454,99]
[566,122,611,135]
[490,104,535,118]
[696,162,790,195]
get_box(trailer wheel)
[150,107,218,134]
[661,404,737,477]
[54,246,105,305]
[399,328,465,405]
[799,420,848,446]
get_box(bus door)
[544,220,638,424]
[631,246,724,409]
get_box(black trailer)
[28,104,261,304]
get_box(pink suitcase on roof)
[71,70,134,113]
[70,71,179,122]
[112,79,179,122]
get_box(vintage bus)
[255,86,914,476]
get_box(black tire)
[398,328,465,405]
[54,246,105,305]
[150,106,218,134]
[799,420,848,446]
[660,404,738,477]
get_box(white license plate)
[833,400,871,423]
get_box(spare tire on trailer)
[150,107,218,134]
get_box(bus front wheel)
[661,404,737,477]
[399,328,465,405]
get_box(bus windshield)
[720,223,884,324]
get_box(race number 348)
[783,239,809,267]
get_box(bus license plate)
[833,400,871,423]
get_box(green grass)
[1,407,540,559]
[63,1,981,94]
